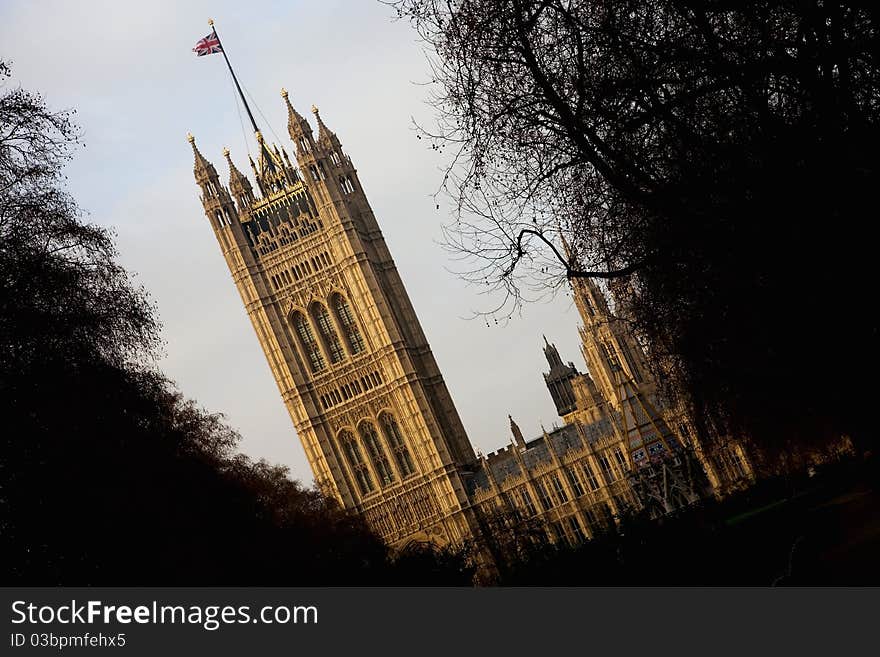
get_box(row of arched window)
[339,413,416,495]
[291,293,365,374]
[270,251,333,291]
[320,370,383,410]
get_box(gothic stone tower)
[571,277,753,493]
[188,90,479,547]
[569,277,704,511]
[570,276,654,408]
[541,336,579,419]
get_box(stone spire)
[282,87,313,143]
[223,147,254,208]
[311,105,338,146]
[542,337,579,417]
[509,414,526,450]
[188,133,217,181]
[543,335,563,368]
[187,134,238,234]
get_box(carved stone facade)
[467,278,754,548]
[189,91,480,548]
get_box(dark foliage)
[392,0,880,458]
[0,61,473,585]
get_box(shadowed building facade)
[467,278,753,546]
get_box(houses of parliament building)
[188,90,753,553]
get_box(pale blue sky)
[1,0,586,483]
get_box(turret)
[189,133,235,231]
[542,337,579,417]
[281,89,363,207]
[189,132,220,196]
[543,335,564,368]
[223,147,255,210]
[509,414,526,450]
[312,105,342,153]
[283,87,315,156]
[571,276,653,406]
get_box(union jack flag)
[193,30,222,57]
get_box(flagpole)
[208,18,260,135]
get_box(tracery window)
[598,454,616,483]
[617,339,644,383]
[581,461,601,491]
[340,430,373,495]
[339,176,355,194]
[567,516,586,545]
[565,467,585,497]
[535,480,553,511]
[292,311,325,373]
[550,473,569,504]
[380,413,415,477]
[582,293,595,316]
[602,342,622,372]
[310,302,345,364]
[613,446,629,474]
[519,488,538,516]
[331,293,365,355]
[360,422,395,486]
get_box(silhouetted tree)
[392,0,880,459]
[467,506,555,582]
[386,540,476,584]
[0,61,465,585]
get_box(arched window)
[310,302,345,364]
[340,430,373,495]
[292,311,325,373]
[617,339,643,383]
[601,342,621,372]
[339,176,355,194]
[331,293,365,355]
[360,422,395,486]
[380,413,415,477]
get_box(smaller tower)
[571,277,653,409]
[542,337,579,418]
[223,147,255,211]
[509,415,526,450]
[189,133,237,234]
